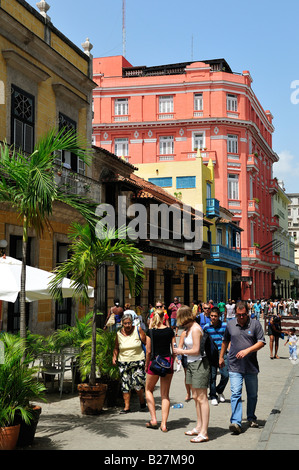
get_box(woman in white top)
[174,305,210,443]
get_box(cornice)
[0,6,97,97]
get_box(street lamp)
[0,239,7,256]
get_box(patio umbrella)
[0,256,94,303]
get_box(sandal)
[190,434,209,443]
[184,428,199,436]
[146,421,159,429]
[160,426,168,433]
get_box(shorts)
[185,357,210,389]
[147,356,174,376]
[118,360,146,393]
[171,318,177,327]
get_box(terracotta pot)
[78,383,107,415]
[16,405,42,447]
[0,424,20,450]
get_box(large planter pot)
[16,405,42,447]
[78,383,108,415]
[0,424,20,450]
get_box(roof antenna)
[191,34,194,61]
[122,0,126,57]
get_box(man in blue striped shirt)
[203,307,229,406]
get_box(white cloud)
[273,150,299,192]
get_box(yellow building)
[0,0,96,333]
[136,150,242,302]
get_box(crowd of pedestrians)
[108,294,298,443]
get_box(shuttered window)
[11,85,34,153]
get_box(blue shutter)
[176,176,196,189]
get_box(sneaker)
[211,398,218,406]
[218,393,225,403]
[248,420,259,428]
[229,422,242,434]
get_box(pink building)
[92,56,279,300]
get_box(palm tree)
[49,222,144,386]
[0,128,96,339]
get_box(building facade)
[0,0,96,334]
[272,184,299,298]
[92,55,279,299]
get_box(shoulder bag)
[149,329,171,377]
[105,308,115,328]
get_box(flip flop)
[160,426,168,433]
[146,421,159,429]
[184,428,199,436]
[190,434,209,443]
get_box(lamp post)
[0,239,7,256]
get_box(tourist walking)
[284,328,298,360]
[168,297,181,336]
[268,313,284,359]
[175,305,210,443]
[203,307,228,406]
[219,301,265,434]
[112,313,146,413]
[225,299,235,321]
[104,298,123,330]
[145,308,175,432]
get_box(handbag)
[149,329,171,377]
[137,327,146,355]
[106,309,115,328]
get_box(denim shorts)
[185,357,210,389]
[171,318,177,327]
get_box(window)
[228,174,239,199]
[115,137,129,157]
[206,183,211,199]
[176,176,196,189]
[227,94,238,112]
[194,93,203,111]
[227,134,238,154]
[58,113,84,174]
[217,228,223,245]
[148,177,172,188]
[11,85,34,153]
[159,96,173,114]
[114,98,128,116]
[193,132,204,150]
[159,136,174,155]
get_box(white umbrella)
[0,256,94,302]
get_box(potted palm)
[0,333,46,449]
[49,222,144,414]
[79,329,121,407]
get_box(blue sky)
[27,0,299,193]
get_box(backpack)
[200,330,219,367]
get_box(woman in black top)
[268,314,284,359]
[145,308,175,432]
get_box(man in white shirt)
[225,300,235,321]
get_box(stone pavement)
[19,328,299,452]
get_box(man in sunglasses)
[219,301,265,435]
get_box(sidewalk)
[20,331,299,451]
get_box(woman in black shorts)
[268,314,283,359]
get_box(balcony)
[248,199,260,217]
[183,150,217,164]
[207,244,242,268]
[270,215,280,231]
[242,246,260,260]
[54,166,101,202]
[246,154,259,172]
[269,178,280,194]
[206,198,220,218]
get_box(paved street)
[19,325,299,452]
